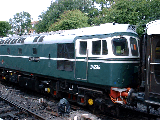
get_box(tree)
[87,7,99,25]
[9,11,32,35]
[93,0,114,10]
[35,0,92,32]
[104,0,160,35]
[49,10,90,31]
[87,0,115,26]
[0,21,11,37]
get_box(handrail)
[146,55,150,88]
[150,63,160,64]
[74,49,77,79]
[82,49,88,81]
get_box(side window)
[7,48,10,54]
[57,44,64,58]
[79,41,87,55]
[92,40,108,55]
[155,41,160,61]
[112,37,129,56]
[57,44,74,58]
[33,48,37,54]
[92,40,101,55]
[18,48,22,54]
[65,43,74,58]
[130,37,138,56]
[57,43,74,71]
[154,40,160,83]
[102,40,108,55]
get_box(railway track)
[0,81,159,120]
[0,84,59,119]
[0,82,100,120]
[0,96,49,120]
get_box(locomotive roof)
[146,20,160,35]
[1,23,137,45]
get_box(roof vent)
[38,36,45,42]
[0,40,4,44]
[128,25,136,32]
[33,36,40,42]
[10,39,15,44]
[17,38,26,43]
[21,38,26,43]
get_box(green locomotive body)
[0,23,139,107]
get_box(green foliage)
[49,10,89,31]
[9,11,32,34]
[35,0,92,33]
[35,0,160,36]
[87,7,99,25]
[92,7,108,25]
[104,0,160,36]
[87,0,114,26]
[94,0,114,10]
[0,21,11,37]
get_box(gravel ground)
[0,83,100,120]
[1,82,159,120]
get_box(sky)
[0,0,55,22]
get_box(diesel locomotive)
[1,20,158,114]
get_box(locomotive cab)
[74,25,140,105]
[75,35,140,87]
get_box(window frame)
[91,39,108,56]
[112,37,129,56]
[130,37,139,56]
[76,39,88,57]
[57,43,74,71]
[76,38,108,57]
[92,40,101,55]
[79,41,87,55]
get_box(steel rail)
[0,95,47,120]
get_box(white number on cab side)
[90,65,100,70]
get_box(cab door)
[74,40,88,81]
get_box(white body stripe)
[0,55,139,63]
